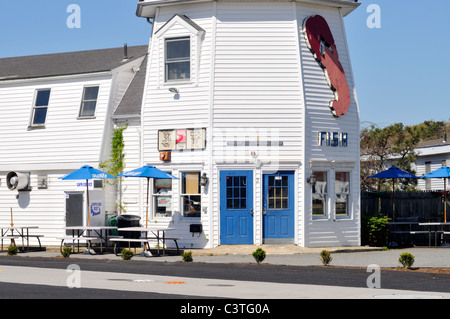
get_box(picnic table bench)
[58,236,102,254]
[110,236,181,256]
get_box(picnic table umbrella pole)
[59,166,116,227]
[119,165,178,255]
[421,166,450,223]
[369,166,418,222]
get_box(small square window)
[31,89,51,126]
[79,86,99,117]
[165,38,191,82]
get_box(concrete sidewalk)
[3,245,450,269]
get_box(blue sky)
[0,0,448,128]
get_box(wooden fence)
[361,191,449,221]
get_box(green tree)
[360,121,447,191]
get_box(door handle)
[249,208,253,216]
[263,207,266,215]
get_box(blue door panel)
[263,171,295,240]
[220,170,253,245]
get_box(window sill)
[27,125,46,131]
[312,216,328,221]
[77,116,96,120]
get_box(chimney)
[124,43,128,60]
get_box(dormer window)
[155,14,204,87]
[165,37,191,82]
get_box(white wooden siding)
[141,1,360,248]
[0,58,147,245]
[0,75,112,170]
[298,3,360,247]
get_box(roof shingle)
[0,45,148,81]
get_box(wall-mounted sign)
[318,131,348,147]
[158,128,206,151]
[90,202,102,216]
[304,15,351,118]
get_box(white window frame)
[335,171,351,218]
[312,170,328,219]
[165,37,191,83]
[180,171,202,219]
[152,172,174,219]
[30,88,51,127]
[78,85,100,118]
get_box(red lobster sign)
[304,15,351,118]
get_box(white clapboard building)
[134,0,361,248]
[0,46,148,245]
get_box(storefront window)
[335,171,350,216]
[312,171,327,217]
[268,176,289,210]
[153,176,173,218]
[181,172,201,218]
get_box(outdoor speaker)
[6,172,31,191]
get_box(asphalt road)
[1,256,450,303]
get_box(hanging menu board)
[158,128,206,151]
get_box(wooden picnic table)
[0,226,43,252]
[418,223,450,247]
[60,226,118,254]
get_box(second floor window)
[79,86,99,118]
[165,37,190,82]
[31,89,51,126]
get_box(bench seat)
[110,237,181,256]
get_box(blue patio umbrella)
[369,166,418,221]
[119,165,178,227]
[59,165,116,226]
[422,166,450,222]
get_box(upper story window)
[165,37,191,82]
[79,86,99,118]
[31,89,51,126]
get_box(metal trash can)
[117,215,141,247]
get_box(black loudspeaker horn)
[6,172,31,191]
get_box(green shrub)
[182,251,193,262]
[367,216,390,247]
[7,245,18,256]
[121,249,134,260]
[320,250,333,266]
[61,246,72,258]
[252,248,266,264]
[399,252,415,268]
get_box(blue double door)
[220,170,294,245]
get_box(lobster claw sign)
[304,15,351,118]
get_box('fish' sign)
[304,15,351,118]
